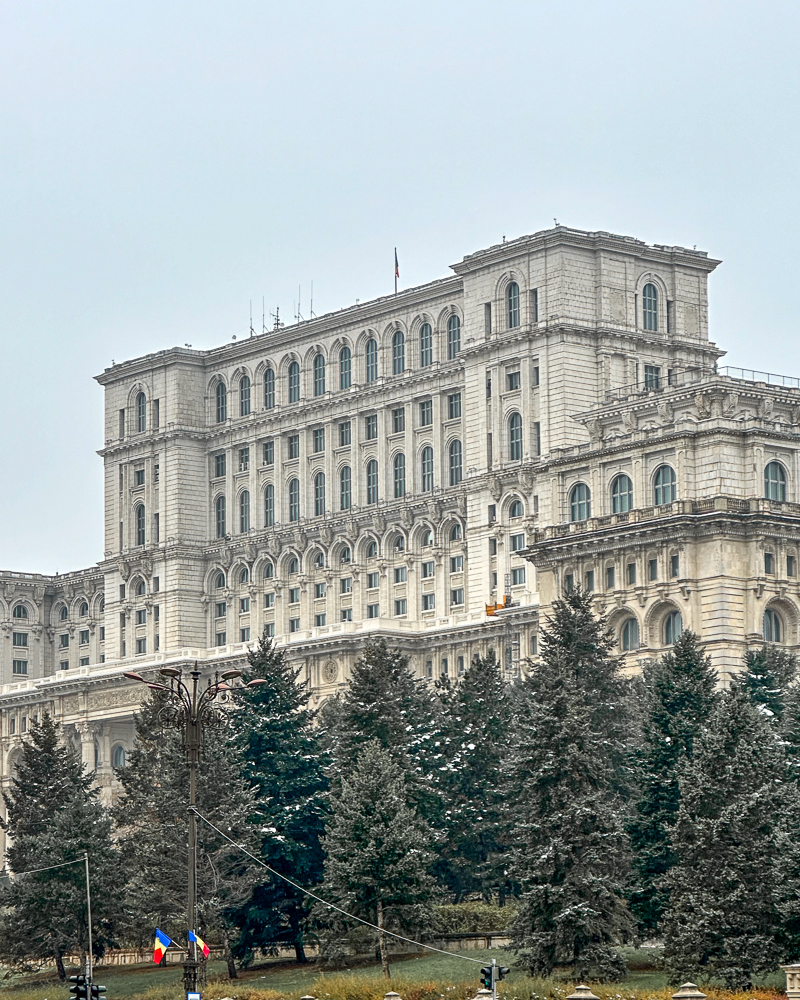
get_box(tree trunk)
[377,899,390,979]
[55,952,66,981]
[223,933,238,979]
[290,912,307,963]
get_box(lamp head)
[246,678,269,688]
[220,669,242,681]
[123,671,146,683]
[159,667,181,678]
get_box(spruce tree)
[628,631,717,935]
[508,590,632,980]
[432,650,512,901]
[319,741,435,978]
[662,683,785,989]
[113,690,256,976]
[0,714,122,978]
[742,644,797,720]
[230,635,328,963]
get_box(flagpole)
[394,248,398,296]
[84,853,93,986]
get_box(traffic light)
[480,966,493,989]
[496,967,510,981]
[90,985,107,1000]
[69,975,88,1000]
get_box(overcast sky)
[1,1,798,573]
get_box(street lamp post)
[124,663,266,996]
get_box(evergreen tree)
[0,714,122,978]
[742,644,797,720]
[230,635,328,964]
[508,590,633,980]
[663,683,785,989]
[113,690,256,977]
[432,650,512,902]
[628,631,717,935]
[318,741,435,978]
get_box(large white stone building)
[2,224,799,834]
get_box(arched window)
[611,474,634,514]
[365,338,378,383]
[419,323,433,367]
[764,607,783,643]
[765,461,787,502]
[509,412,523,461]
[240,566,249,584]
[288,556,299,574]
[392,330,405,375]
[12,605,28,619]
[288,361,300,403]
[449,439,463,485]
[60,605,68,621]
[393,453,406,498]
[264,484,274,527]
[136,579,146,597]
[135,504,146,546]
[507,281,520,329]
[263,562,274,580]
[239,490,250,533]
[314,472,326,516]
[654,465,677,505]
[422,528,433,546]
[340,466,352,510]
[447,315,461,360]
[136,391,146,432]
[570,483,591,522]
[112,744,127,768]
[79,601,88,617]
[643,283,658,332]
[240,375,251,416]
[450,523,462,541]
[509,499,524,519]
[215,495,226,538]
[366,540,378,558]
[421,446,434,492]
[288,478,300,521]
[394,536,405,552]
[339,346,352,389]
[366,459,379,504]
[215,382,227,423]
[664,610,683,645]
[313,551,325,569]
[215,572,226,589]
[264,368,275,409]
[621,618,639,651]
[313,353,326,396]
[339,547,351,564]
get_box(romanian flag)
[394,248,399,280]
[188,930,210,958]
[153,928,171,964]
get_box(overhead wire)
[0,857,86,878]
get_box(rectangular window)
[606,565,616,589]
[422,594,436,612]
[765,552,774,574]
[134,467,145,486]
[392,407,405,433]
[339,420,351,446]
[419,399,433,426]
[488,505,496,525]
[448,393,462,419]
[451,588,465,606]
[486,374,492,398]
[585,570,594,592]
[215,602,226,618]
[484,302,492,335]
[512,567,526,586]
[315,582,326,598]
[534,422,541,456]
[487,432,493,468]
[119,409,125,438]
[288,434,300,459]
[450,555,463,573]
[532,364,540,386]
[153,398,160,427]
[12,632,28,647]
[289,618,300,632]
[60,633,70,648]
[670,554,680,578]
[80,656,90,666]
[367,572,380,590]
[341,608,353,622]
[264,592,275,608]
[565,573,574,593]
[289,587,300,604]
[531,289,539,323]
[153,462,159,483]
[240,597,250,613]
[394,566,407,583]
[136,637,147,655]
[644,365,661,390]
[135,609,146,625]
[627,562,637,585]
[340,577,352,594]
[153,513,159,543]
[215,632,227,646]
[214,453,226,478]
[648,558,658,581]
[395,599,407,616]
[365,414,378,440]
[240,627,251,642]
[263,440,274,465]
[153,605,159,622]
[422,561,435,579]
[789,555,797,577]
[510,532,526,552]
[506,371,520,391]
[367,603,380,619]
[313,428,325,453]
[264,623,275,637]
[457,655,465,674]
[60,661,69,672]
[239,446,250,472]
[99,626,105,641]
[314,613,326,627]
[12,660,27,675]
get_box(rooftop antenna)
[271,306,283,331]
[296,284,303,323]
[310,280,315,319]
[554,217,559,226]
[249,300,255,337]
[262,297,267,334]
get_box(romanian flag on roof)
[153,928,171,964]
[188,930,210,958]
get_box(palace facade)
[2,225,798,836]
